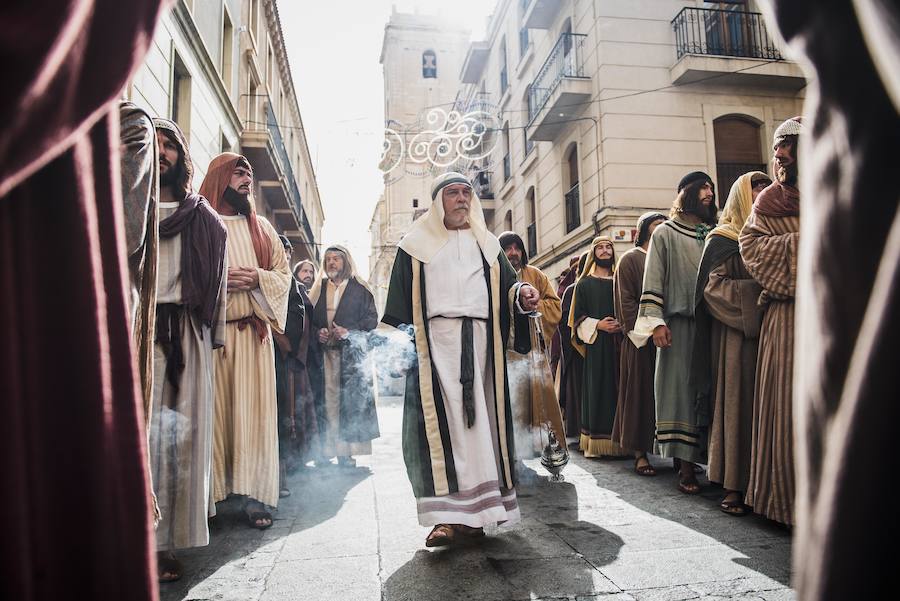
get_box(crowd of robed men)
[120,105,382,583]
[124,101,805,579]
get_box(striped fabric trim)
[665,220,702,240]
[490,261,513,489]
[412,259,449,496]
[640,298,664,309]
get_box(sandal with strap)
[157,552,182,583]
[425,524,456,547]
[677,474,701,495]
[719,496,749,517]
[634,456,657,477]
[452,524,485,539]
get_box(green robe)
[573,276,622,457]
[381,248,530,498]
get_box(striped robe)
[739,210,799,525]
[631,219,708,463]
[150,202,227,551]
[213,215,291,508]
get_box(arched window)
[525,187,537,257]
[564,143,580,233]
[503,209,513,232]
[422,49,437,78]
[713,115,764,208]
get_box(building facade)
[127,0,323,262]
[457,0,804,279]
[369,9,471,312]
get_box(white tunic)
[418,229,520,527]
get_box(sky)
[278,0,494,275]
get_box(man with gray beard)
[308,246,379,467]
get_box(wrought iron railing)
[672,7,783,60]
[475,169,493,200]
[564,184,580,233]
[527,33,588,125]
[527,222,537,257]
[266,103,316,250]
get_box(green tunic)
[381,248,530,498]
[573,276,622,457]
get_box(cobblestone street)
[161,398,794,601]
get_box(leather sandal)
[634,456,657,476]
[452,524,485,539]
[677,474,701,495]
[719,496,749,517]
[157,552,182,583]
[425,524,456,547]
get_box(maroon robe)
[0,1,166,599]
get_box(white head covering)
[773,116,803,145]
[308,244,371,306]
[397,171,501,264]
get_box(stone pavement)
[161,397,794,601]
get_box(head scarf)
[773,116,803,146]
[397,171,501,264]
[308,244,372,306]
[635,212,667,247]
[710,171,769,241]
[568,236,616,357]
[152,117,193,198]
[199,152,273,270]
[153,119,227,333]
[498,230,527,266]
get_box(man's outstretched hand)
[519,284,540,312]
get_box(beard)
[299,276,314,288]
[223,186,251,213]
[326,269,342,281]
[507,255,522,270]
[159,162,181,188]
[777,161,798,186]
[595,257,614,268]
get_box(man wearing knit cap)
[498,230,562,457]
[612,212,666,476]
[631,171,717,494]
[738,116,802,526]
[200,153,293,530]
[382,172,539,547]
[150,118,227,581]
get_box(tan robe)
[321,279,372,458]
[508,264,563,456]
[213,215,291,508]
[739,211,799,525]
[704,255,763,493]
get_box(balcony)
[564,184,580,233]
[460,41,490,84]
[474,169,494,200]
[241,104,318,260]
[523,0,562,30]
[670,8,805,90]
[526,33,591,141]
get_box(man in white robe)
[381,172,539,547]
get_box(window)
[564,143,580,232]
[503,210,513,231]
[523,85,534,154]
[499,38,508,95]
[525,187,537,257]
[247,75,259,129]
[220,132,231,153]
[713,116,765,208]
[502,122,511,182]
[221,7,234,91]
[519,27,529,59]
[172,50,191,137]
[422,49,437,78]
[249,0,260,43]
[412,198,419,208]
[267,42,275,90]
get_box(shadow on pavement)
[158,464,372,601]
[382,465,625,601]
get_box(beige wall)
[463,0,805,281]
[128,0,323,261]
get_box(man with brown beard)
[738,118,802,526]
[200,153,292,530]
[631,172,717,494]
[150,119,227,581]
